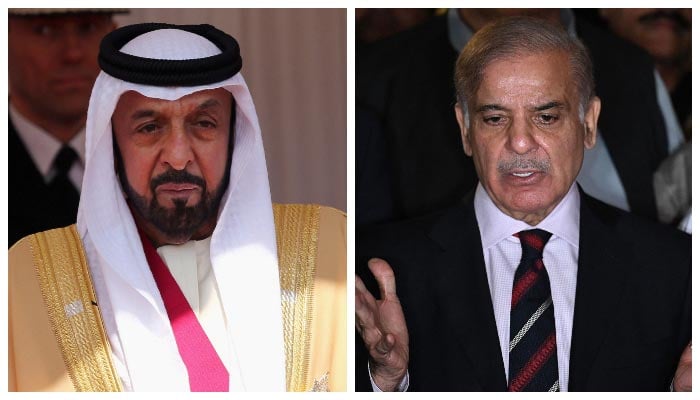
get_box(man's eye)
[33,24,55,37]
[137,123,159,134]
[77,22,98,36]
[537,114,559,124]
[483,115,505,125]
[196,120,216,128]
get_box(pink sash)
[139,230,229,391]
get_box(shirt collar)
[474,182,581,249]
[447,8,578,54]
[156,236,212,314]
[10,102,86,179]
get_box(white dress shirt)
[475,183,580,391]
[10,103,86,190]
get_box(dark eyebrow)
[130,109,155,120]
[197,98,222,111]
[533,101,564,112]
[475,104,509,113]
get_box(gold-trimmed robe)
[8,204,346,392]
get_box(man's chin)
[150,220,203,245]
[157,232,194,245]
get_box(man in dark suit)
[355,17,691,392]
[8,9,120,246]
[356,9,680,225]
[599,8,691,139]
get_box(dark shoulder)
[582,193,690,257]
[356,203,470,298]
[358,202,472,268]
[358,204,457,255]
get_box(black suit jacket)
[356,188,691,391]
[9,118,79,246]
[356,13,667,223]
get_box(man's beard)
[117,164,228,242]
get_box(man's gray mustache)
[497,157,551,173]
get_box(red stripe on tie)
[522,234,545,252]
[511,259,545,307]
[139,229,229,392]
[512,269,538,307]
[508,332,557,392]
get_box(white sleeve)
[368,362,410,392]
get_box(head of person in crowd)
[457,8,563,31]
[356,8,434,43]
[600,8,691,90]
[453,16,600,225]
[8,9,124,142]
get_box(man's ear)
[455,104,473,156]
[583,96,601,149]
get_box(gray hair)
[454,16,594,122]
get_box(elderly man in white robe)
[9,23,346,392]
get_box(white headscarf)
[77,28,286,391]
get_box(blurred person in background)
[599,9,691,229]
[8,8,122,246]
[600,8,691,139]
[357,8,434,45]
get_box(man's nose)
[506,116,538,155]
[60,32,87,63]
[161,127,194,171]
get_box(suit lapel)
[568,192,634,390]
[428,194,506,390]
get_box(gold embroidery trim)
[273,204,320,392]
[31,225,122,392]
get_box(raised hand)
[355,258,409,391]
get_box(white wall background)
[116,9,347,211]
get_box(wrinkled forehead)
[474,51,575,101]
[483,50,571,81]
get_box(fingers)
[673,342,693,391]
[368,258,397,300]
[355,275,377,326]
[680,341,692,363]
[356,259,402,354]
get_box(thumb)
[375,332,396,356]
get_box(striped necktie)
[508,229,559,392]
